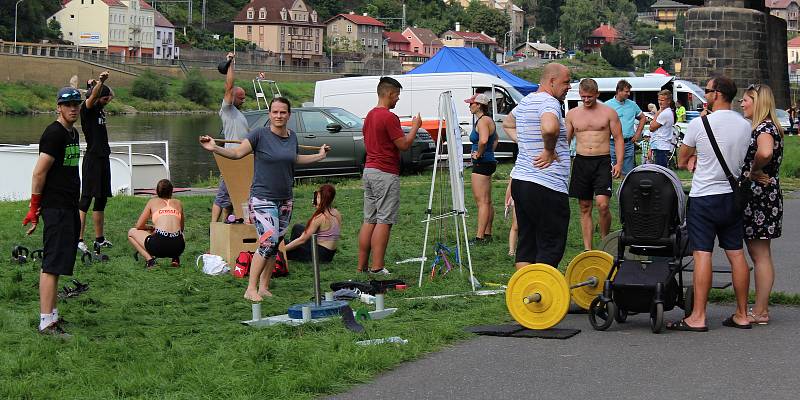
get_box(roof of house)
[325,13,385,27]
[232,0,323,26]
[651,0,694,8]
[516,41,562,53]
[154,10,173,28]
[383,31,410,43]
[766,0,798,8]
[589,23,620,39]
[788,36,800,47]
[405,27,443,46]
[62,0,126,6]
[441,30,497,45]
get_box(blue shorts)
[214,178,232,209]
[249,197,293,258]
[687,193,743,252]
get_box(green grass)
[0,78,316,114]
[1,162,797,398]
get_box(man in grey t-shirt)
[213,52,249,223]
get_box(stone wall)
[682,6,789,108]
[767,15,791,108]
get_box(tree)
[307,0,345,21]
[536,0,563,33]
[45,18,63,42]
[0,0,62,43]
[180,69,212,106]
[465,1,510,42]
[559,0,601,50]
[601,42,633,69]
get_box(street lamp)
[382,37,389,75]
[648,36,659,67]
[503,31,512,63]
[329,37,335,73]
[526,26,535,45]
[14,0,25,54]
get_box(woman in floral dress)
[739,84,784,325]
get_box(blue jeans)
[652,149,671,168]
[610,139,635,175]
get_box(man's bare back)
[567,103,618,156]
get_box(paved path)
[328,195,800,400]
[329,304,799,400]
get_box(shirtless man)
[566,78,624,251]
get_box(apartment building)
[325,13,386,54]
[233,0,324,66]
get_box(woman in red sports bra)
[128,179,185,269]
[284,184,340,263]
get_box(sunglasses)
[747,84,762,92]
[704,88,717,94]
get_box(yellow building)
[233,0,324,67]
[51,0,157,59]
[651,0,694,31]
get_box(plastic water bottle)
[356,337,408,346]
[360,293,376,304]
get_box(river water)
[0,114,222,186]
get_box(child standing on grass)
[23,87,83,338]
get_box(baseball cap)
[56,87,82,104]
[464,93,490,105]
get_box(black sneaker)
[145,258,157,270]
[38,322,71,339]
[469,237,487,246]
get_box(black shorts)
[511,179,570,268]
[472,162,497,176]
[41,208,80,276]
[81,155,112,198]
[145,230,186,259]
[568,154,612,200]
[286,224,336,263]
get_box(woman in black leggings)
[128,179,185,269]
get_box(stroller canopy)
[618,164,687,223]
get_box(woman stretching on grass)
[284,184,341,263]
[128,179,185,269]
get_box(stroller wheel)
[683,285,694,318]
[614,307,629,323]
[650,303,665,333]
[588,296,615,331]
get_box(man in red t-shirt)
[357,77,421,274]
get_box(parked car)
[775,109,796,135]
[239,107,435,177]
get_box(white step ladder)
[253,74,283,110]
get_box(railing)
[0,41,404,76]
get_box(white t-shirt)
[683,110,751,197]
[650,109,675,151]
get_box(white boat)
[0,141,170,201]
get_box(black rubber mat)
[465,324,580,339]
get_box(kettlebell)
[11,245,29,264]
[217,58,233,75]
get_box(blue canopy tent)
[407,47,538,95]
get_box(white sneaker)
[77,241,88,253]
[368,268,391,275]
[95,239,113,249]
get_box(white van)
[313,72,525,158]
[564,76,706,116]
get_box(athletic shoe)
[368,268,391,275]
[170,258,180,268]
[38,322,71,339]
[95,239,113,249]
[77,241,89,253]
[145,258,157,270]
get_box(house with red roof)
[584,23,620,53]
[440,27,499,60]
[233,0,324,66]
[383,31,410,52]
[382,31,429,72]
[788,36,800,63]
[768,0,800,32]
[51,0,165,59]
[402,27,443,57]
[325,12,386,54]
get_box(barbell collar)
[522,293,542,304]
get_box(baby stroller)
[588,164,692,333]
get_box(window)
[347,25,352,33]
[333,25,338,33]
[361,25,366,32]
[361,38,366,45]
[299,111,336,132]
[156,47,160,55]
[247,8,254,19]
[71,15,75,19]
[281,42,285,50]
[281,26,285,34]
[315,43,319,52]
[374,26,379,33]
[157,31,161,39]
[281,8,287,20]
[259,26,264,34]
[305,42,310,51]
[259,8,266,19]
[446,35,452,41]
[247,26,252,34]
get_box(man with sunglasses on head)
[671,75,752,332]
[23,87,83,337]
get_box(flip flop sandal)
[747,309,769,325]
[722,315,752,329]
[666,319,709,332]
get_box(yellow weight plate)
[506,263,570,330]
[565,250,614,310]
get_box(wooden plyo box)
[210,222,258,266]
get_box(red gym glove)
[23,193,42,227]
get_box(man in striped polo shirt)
[502,63,572,269]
